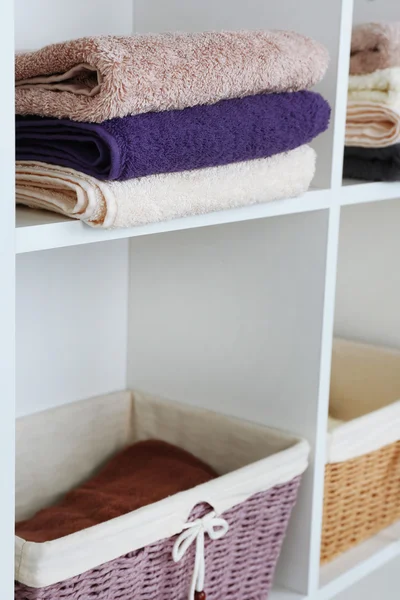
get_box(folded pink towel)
[351,22,400,75]
[15,31,329,123]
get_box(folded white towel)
[16,146,316,229]
[348,67,400,104]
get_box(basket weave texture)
[321,440,400,564]
[15,477,301,600]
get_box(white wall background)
[335,199,400,349]
[16,240,129,417]
[353,0,400,25]
[14,0,133,48]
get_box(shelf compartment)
[319,520,400,600]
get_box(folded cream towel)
[346,100,400,147]
[16,146,316,229]
[15,31,329,122]
[351,22,400,75]
[348,67,400,103]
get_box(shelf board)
[269,588,306,600]
[341,179,400,206]
[318,520,400,599]
[15,179,400,254]
[15,188,330,254]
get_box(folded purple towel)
[16,91,330,181]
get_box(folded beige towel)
[346,69,400,147]
[346,100,400,148]
[16,146,316,229]
[351,22,400,75]
[15,31,329,122]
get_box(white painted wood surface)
[15,189,332,255]
[330,556,400,600]
[6,0,400,599]
[14,181,400,255]
[320,521,400,599]
[302,205,341,595]
[0,2,15,599]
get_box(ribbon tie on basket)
[172,511,229,600]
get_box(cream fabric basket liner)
[327,338,400,464]
[16,390,309,588]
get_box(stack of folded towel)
[344,22,400,182]
[15,31,330,229]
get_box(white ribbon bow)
[172,511,229,600]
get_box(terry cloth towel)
[350,22,400,75]
[16,145,316,229]
[348,67,400,103]
[15,440,217,542]
[15,31,329,122]
[343,144,400,181]
[16,91,330,181]
[345,100,400,147]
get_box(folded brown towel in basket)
[15,440,217,542]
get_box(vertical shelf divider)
[307,0,353,592]
[332,0,354,189]
[1,0,15,597]
[308,204,341,594]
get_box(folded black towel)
[343,145,400,182]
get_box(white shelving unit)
[1,0,400,599]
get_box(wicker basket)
[321,338,400,564]
[15,390,309,600]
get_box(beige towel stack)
[346,22,400,149]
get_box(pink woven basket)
[15,478,300,600]
[15,391,309,600]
